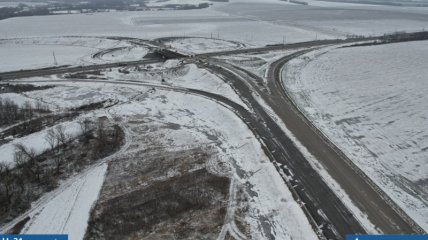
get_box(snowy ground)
[163,37,244,54]
[107,87,319,240]
[145,0,210,7]
[0,44,96,72]
[0,8,328,47]
[0,119,82,165]
[102,63,249,109]
[0,37,139,72]
[21,164,108,240]
[213,49,304,84]
[0,2,47,7]
[0,0,426,49]
[94,46,148,63]
[282,41,428,231]
[0,79,319,239]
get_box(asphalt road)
[0,59,163,81]
[265,54,422,235]
[209,52,422,238]
[10,77,334,238]
[205,64,368,239]
[198,37,378,57]
[1,35,423,239]
[0,37,376,81]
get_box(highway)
[208,52,424,237]
[0,59,163,81]
[197,37,378,57]
[0,37,377,81]
[265,54,424,235]
[1,35,425,239]
[206,63,367,239]
[8,77,334,239]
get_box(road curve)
[0,59,163,80]
[0,36,377,81]
[210,51,423,237]
[267,53,424,235]
[9,78,328,239]
[204,64,367,239]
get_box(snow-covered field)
[0,0,426,49]
[0,8,328,47]
[110,87,318,240]
[0,79,319,239]
[95,46,148,62]
[282,41,428,231]
[0,2,47,7]
[0,0,425,55]
[102,63,248,109]
[165,37,243,54]
[0,44,96,72]
[215,1,428,39]
[0,119,82,165]
[0,37,137,72]
[21,164,107,240]
[145,0,209,7]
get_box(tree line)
[0,117,124,227]
[0,6,50,21]
[0,97,50,128]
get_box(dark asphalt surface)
[265,54,421,235]
[197,37,378,57]
[205,65,368,239]
[210,52,421,238]
[12,78,335,238]
[0,37,376,81]
[0,59,163,81]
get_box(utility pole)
[53,52,58,65]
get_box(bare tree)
[14,143,37,164]
[53,156,62,174]
[13,151,28,166]
[112,124,122,147]
[54,125,67,148]
[35,101,43,112]
[96,118,106,137]
[22,101,33,119]
[78,118,92,135]
[14,143,40,182]
[0,162,15,205]
[45,129,57,154]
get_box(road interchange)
[1,36,425,239]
